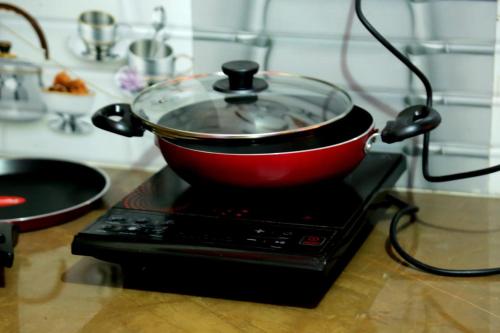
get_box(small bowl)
[42,89,96,115]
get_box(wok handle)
[364,131,380,153]
[380,105,441,143]
[92,103,145,137]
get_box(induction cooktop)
[71,152,406,308]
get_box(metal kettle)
[0,2,49,122]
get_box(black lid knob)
[222,60,259,90]
[213,60,268,93]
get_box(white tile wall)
[193,0,496,41]
[489,3,500,194]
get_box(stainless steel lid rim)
[131,70,353,141]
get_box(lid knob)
[213,60,268,93]
[223,60,258,90]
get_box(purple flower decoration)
[116,67,146,93]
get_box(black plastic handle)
[92,103,145,137]
[0,223,18,268]
[381,105,441,143]
[213,60,268,93]
[223,60,259,90]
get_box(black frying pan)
[0,159,109,232]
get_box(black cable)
[354,0,433,113]
[355,0,500,276]
[390,200,500,277]
[354,0,500,182]
[422,133,500,182]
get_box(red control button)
[299,235,325,247]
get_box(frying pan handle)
[0,223,18,268]
[92,103,145,137]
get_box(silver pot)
[0,57,46,121]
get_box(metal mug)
[127,39,192,84]
[78,10,117,55]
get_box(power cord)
[355,0,500,275]
[388,195,500,277]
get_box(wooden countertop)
[1,168,500,332]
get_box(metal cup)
[78,10,117,55]
[127,39,193,84]
[127,39,175,82]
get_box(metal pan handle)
[364,131,380,153]
[92,103,145,137]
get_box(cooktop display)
[71,152,406,307]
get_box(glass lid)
[132,60,353,140]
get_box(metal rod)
[192,30,271,48]
[410,0,495,3]
[406,41,494,56]
[405,93,492,108]
[404,143,500,158]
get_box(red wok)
[156,106,375,187]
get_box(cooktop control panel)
[75,207,336,256]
